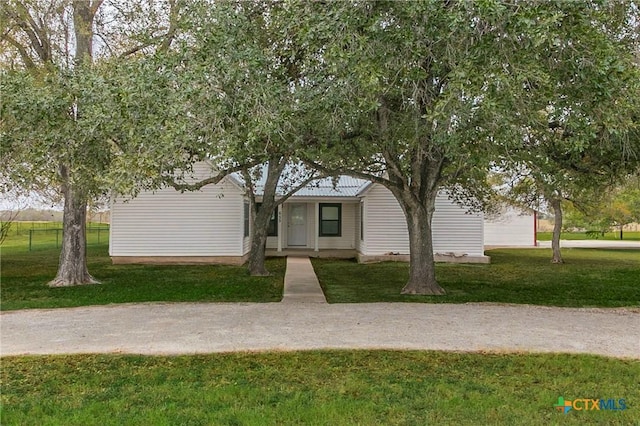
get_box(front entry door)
[287,204,307,246]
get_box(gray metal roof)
[233,170,371,198]
[279,175,370,197]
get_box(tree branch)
[381,146,408,188]
[158,0,179,52]
[118,40,158,58]
[303,159,390,188]
[241,168,256,208]
[164,161,258,192]
[119,0,180,58]
[13,1,50,63]
[1,33,36,69]
[274,172,327,206]
[90,0,105,17]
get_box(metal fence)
[27,226,109,251]
[12,221,62,236]
[9,221,107,235]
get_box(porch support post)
[314,202,319,252]
[277,204,283,252]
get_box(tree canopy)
[1,0,638,291]
[491,0,640,262]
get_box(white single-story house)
[484,206,537,247]
[109,163,497,265]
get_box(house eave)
[255,195,361,203]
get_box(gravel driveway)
[1,302,638,358]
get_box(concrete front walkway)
[282,256,327,303]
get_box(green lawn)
[1,351,637,425]
[537,231,640,241]
[312,249,640,307]
[3,244,639,310]
[0,243,285,310]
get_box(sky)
[0,191,63,211]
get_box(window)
[319,203,341,237]
[360,202,364,241]
[256,203,278,236]
[243,202,250,237]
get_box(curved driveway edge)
[536,240,640,249]
[1,303,638,359]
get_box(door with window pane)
[287,204,307,246]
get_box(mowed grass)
[312,249,640,307]
[537,231,640,241]
[2,351,638,426]
[0,244,285,310]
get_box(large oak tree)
[0,0,197,285]
[297,1,640,294]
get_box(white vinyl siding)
[110,176,245,257]
[265,236,277,249]
[484,208,536,246]
[361,185,409,254]
[360,184,484,256]
[432,195,484,256]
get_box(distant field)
[3,220,63,234]
[537,231,640,241]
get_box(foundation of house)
[111,251,490,266]
[357,253,491,264]
[110,255,249,266]
[265,249,357,259]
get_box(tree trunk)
[72,0,98,66]
[620,225,623,240]
[549,197,564,264]
[46,3,100,286]
[245,156,287,276]
[49,171,99,287]
[247,206,272,276]
[397,195,446,295]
